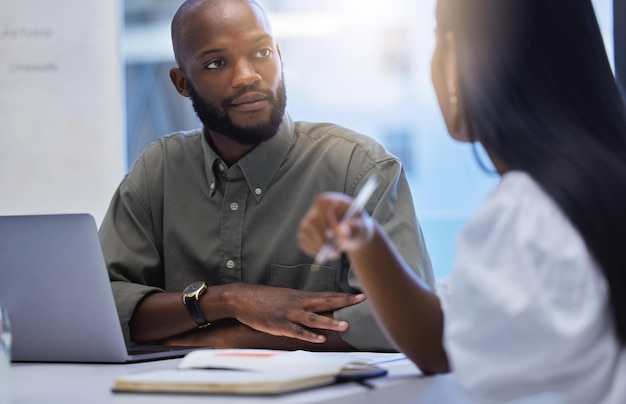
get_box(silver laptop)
[0,213,198,363]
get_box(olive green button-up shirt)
[99,113,434,351]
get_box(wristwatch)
[182,281,211,328]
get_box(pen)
[311,175,379,270]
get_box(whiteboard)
[0,0,125,225]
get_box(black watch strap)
[184,296,211,328]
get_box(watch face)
[184,281,205,296]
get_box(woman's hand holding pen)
[298,192,376,261]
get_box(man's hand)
[130,283,365,348]
[224,284,365,344]
[162,318,354,350]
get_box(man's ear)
[169,67,190,97]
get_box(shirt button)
[254,187,262,195]
[218,163,225,172]
[209,182,215,191]
[229,202,239,211]
[226,260,235,269]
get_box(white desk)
[2,358,473,403]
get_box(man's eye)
[206,59,224,69]
[255,47,272,58]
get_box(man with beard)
[99,0,434,351]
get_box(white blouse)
[440,171,626,404]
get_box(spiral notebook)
[0,213,198,363]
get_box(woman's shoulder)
[466,170,564,239]
[461,170,588,263]
[452,170,603,310]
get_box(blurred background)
[0,0,620,279]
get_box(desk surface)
[2,357,473,403]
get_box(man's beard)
[188,76,287,146]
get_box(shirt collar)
[201,113,294,202]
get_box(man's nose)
[232,59,261,88]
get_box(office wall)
[0,0,125,225]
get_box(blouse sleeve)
[441,172,612,403]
